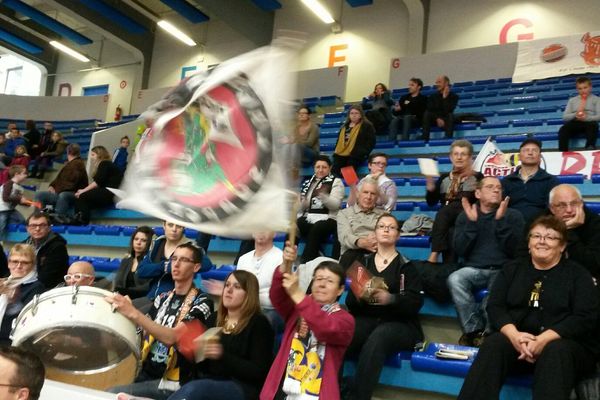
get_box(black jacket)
[0,280,45,343]
[488,257,600,355]
[113,256,151,299]
[23,232,69,288]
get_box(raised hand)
[461,197,478,222]
[495,196,510,220]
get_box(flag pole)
[281,197,299,274]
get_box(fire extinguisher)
[115,104,122,121]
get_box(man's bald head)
[66,261,95,286]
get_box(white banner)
[513,31,600,83]
[475,138,600,178]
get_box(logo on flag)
[114,41,300,236]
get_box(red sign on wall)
[499,18,534,44]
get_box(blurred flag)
[474,138,518,177]
[113,39,301,236]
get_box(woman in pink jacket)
[261,242,355,400]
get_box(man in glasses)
[0,346,45,400]
[23,211,68,288]
[63,261,95,287]
[106,242,213,400]
[546,184,600,282]
[448,176,524,347]
[337,178,383,270]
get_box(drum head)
[12,286,140,375]
[19,325,134,374]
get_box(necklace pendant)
[383,259,388,265]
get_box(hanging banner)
[513,31,600,83]
[475,138,600,178]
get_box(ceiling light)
[49,41,90,62]
[157,20,197,46]
[301,0,335,24]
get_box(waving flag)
[473,138,519,177]
[113,39,300,236]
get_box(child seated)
[112,136,130,173]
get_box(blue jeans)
[447,267,499,334]
[35,191,76,216]
[167,379,245,400]
[0,210,24,240]
[108,378,172,400]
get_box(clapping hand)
[461,197,478,222]
[495,196,510,220]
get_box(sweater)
[261,268,355,400]
[180,313,274,400]
[563,94,600,122]
[426,91,459,118]
[237,246,283,309]
[501,167,559,224]
[488,258,600,355]
[345,253,424,331]
[453,207,524,268]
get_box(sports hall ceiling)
[0,0,374,92]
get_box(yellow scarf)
[334,123,362,156]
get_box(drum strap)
[142,286,199,391]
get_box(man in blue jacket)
[501,138,559,225]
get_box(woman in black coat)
[74,145,123,225]
[114,226,154,299]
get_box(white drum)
[11,286,140,376]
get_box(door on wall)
[82,84,109,96]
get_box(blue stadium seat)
[67,226,93,235]
[512,119,543,127]
[395,202,414,211]
[486,82,511,90]
[94,225,122,236]
[497,108,525,116]
[51,225,67,234]
[453,81,474,87]
[485,98,511,106]
[415,202,441,211]
[557,174,585,184]
[393,177,406,186]
[512,95,539,104]
[499,88,524,96]
[474,79,496,85]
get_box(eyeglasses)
[8,259,32,266]
[376,224,399,231]
[529,233,561,243]
[27,223,49,229]
[64,273,94,282]
[169,256,196,264]
[551,200,582,211]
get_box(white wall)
[427,0,600,53]
[148,20,257,89]
[0,93,107,121]
[51,39,142,122]
[389,43,517,89]
[274,0,410,102]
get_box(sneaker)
[472,332,486,347]
[458,330,484,347]
[458,333,474,347]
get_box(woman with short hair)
[458,215,600,400]
[261,242,355,400]
[0,243,45,345]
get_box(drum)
[11,286,140,390]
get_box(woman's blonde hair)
[216,270,261,334]
[90,145,111,177]
[9,244,36,265]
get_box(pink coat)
[260,268,355,400]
